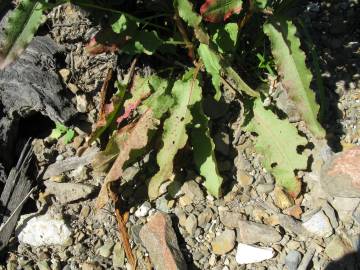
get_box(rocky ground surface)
[1,1,360,270]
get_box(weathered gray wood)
[0,141,33,252]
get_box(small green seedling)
[50,122,75,144]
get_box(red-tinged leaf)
[116,100,141,125]
[200,0,243,23]
[96,109,157,209]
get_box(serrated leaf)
[50,123,68,139]
[0,0,45,69]
[191,101,223,197]
[198,44,221,100]
[200,0,243,23]
[63,129,75,144]
[148,70,202,200]
[174,0,202,27]
[96,109,158,209]
[263,19,325,138]
[243,98,307,193]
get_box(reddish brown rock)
[321,146,360,197]
[139,212,187,270]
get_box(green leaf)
[174,0,202,28]
[148,70,202,200]
[0,0,45,69]
[63,129,75,144]
[191,101,223,198]
[254,0,267,9]
[263,19,325,138]
[122,30,162,55]
[198,44,221,100]
[200,0,243,23]
[111,14,130,33]
[50,123,68,140]
[243,98,308,193]
[210,22,238,54]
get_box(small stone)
[80,205,91,219]
[211,229,236,255]
[302,210,333,237]
[219,210,244,228]
[209,254,217,266]
[97,240,114,258]
[197,208,213,228]
[45,181,95,204]
[59,69,71,82]
[139,212,187,270]
[237,220,282,244]
[179,180,204,206]
[237,170,253,186]
[284,250,301,270]
[185,214,197,235]
[68,83,79,94]
[112,242,125,268]
[283,205,303,219]
[76,94,88,113]
[235,243,274,264]
[322,202,339,229]
[331,197,360,217]
[36,260,51,270]
[174,208,187,227]
[324,235,353,260]
[49,175,65,183]
[257,183,275,194]
[18,214,72,247]
[321,146,360,197]
[135,202,151,217]
[81,262,103,270]
[273,187,294,210]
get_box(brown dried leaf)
[96,109,157,209]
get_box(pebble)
[237,170,253,186]
[324,235,353,260]
[185,214,198,235]
[44,181,96,204]
[139,212,187,270]
[257,183,275,194]
[59,68,71,82]
[135,202,151,217]
[81,262,103,270]
[237,220,282,244]
[76,94,88,113]
[179,180,204,206]
[320,146,360,197]
[197,208,213,228]
[235,243,275,264]
[284,250,302,270]
[97,240,114,258]
[219,210,244,228]
[18,214,72,247]
[322,202,339,229]
[302,210,333,237]
[209,254,217,266]
[211,229,236,255]
[36,260,51,270]
[112,242,125,267]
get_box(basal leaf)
[122,30,162,55]
[200,0,243,23]
[0,0,45,69]
[243,98,308,194]
[96,109,158,209]
[148,70,201,200]
[264,19,325,138]
[191,101,223,198]
[198,44,221,100]
[210,22,238,54]
[174,0,202,28]
[50,123,67,140]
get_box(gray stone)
[179,180,204,206]
[98,240,114,258]
[185,214,197,235]
[211,229,236,255]
[112,242,125,267]
[197,208,213,228]
[139,212,187,270]
[257,183,275,194]
[322,202,339,229]
[219,210,244,228]
[44,181,96,204]
[302,210,333,237]
[285,250,302,270]
[237,220,282,244]
[324,235,353,261]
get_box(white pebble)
[134,202,151,217]
[236,243,275,264]
[302,210,333,237]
